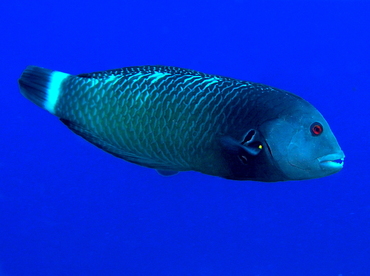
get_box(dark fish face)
[259,108,345,181]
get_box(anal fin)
[59,119,182,172]
[60,118,105,150]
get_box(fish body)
[18,65,344,181]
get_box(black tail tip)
[18,66,55,110]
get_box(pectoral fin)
[220,132,263,165]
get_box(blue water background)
[1,1,369,275]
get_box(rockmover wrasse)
[18,65,345,181]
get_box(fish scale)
[69,68,250,167]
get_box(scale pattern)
[55,66,281,171]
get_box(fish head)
[259,104,345,181]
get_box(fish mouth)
[318,152,345,171]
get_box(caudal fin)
[18,66,71,115]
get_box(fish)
[18,65,345,182]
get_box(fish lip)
[317,152,345,171]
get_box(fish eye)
[310,122,323,136]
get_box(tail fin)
[18,66,71,115]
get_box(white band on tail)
[45,71,70,114]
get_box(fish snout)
[317,152,345,172]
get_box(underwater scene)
[1,1,369,275]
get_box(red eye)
[310,122,323,136]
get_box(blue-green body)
[18,65,344,181]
